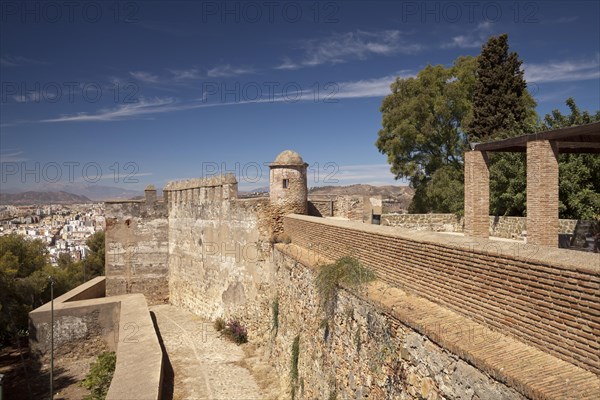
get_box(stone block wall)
[382,213,579,240]
[382,213,463,232]
[29,277,118,359]
[105,199,169,304]
[165,175,274,321]
[308,195,382,221]
[284,215,600,375]
[266,248,526,399]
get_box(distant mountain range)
[1,183,142,201]
[0,191,92,205]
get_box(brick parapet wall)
[284,214,600,375]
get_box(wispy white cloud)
[129,71,160,83]
[24,72,409,124]
[0,55,48,67]
[0,150,27,163]
[555,16,578,24]
[91,172,154,182]
[38,95,290,123]
[524,55,600,83]
[207,64,255,78]
[41,97,179,122]
[169,68,202,80]
[274,58,301,70]
[237,163,403,190]
[335,72,414,99]
[12,92,42,103]
[442,21,494,49]
[277,30,421,69]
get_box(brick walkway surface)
[149,304,264,400]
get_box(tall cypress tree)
[467,34,534,142]
[465,34,538,216]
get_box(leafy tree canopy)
[376,56,478,213]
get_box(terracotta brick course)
[284,215,600,375]
[527,140,560,246]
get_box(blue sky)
[1,0,599,192]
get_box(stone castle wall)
[104,195,169,304]
[164,175,274,320]
[102,151,597,398]
[308,195,382,222]
[382,213,579,240]
[284,214,600,375]
[262,246,528,400]
[382,213,463,232]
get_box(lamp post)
[0,373,5,400]
[48,276,54,400]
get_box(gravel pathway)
[150,304,264,400]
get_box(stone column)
[527,140,559,247]
[464,150,489,238]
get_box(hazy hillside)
[309,184,413,197]
[0,191,92,205]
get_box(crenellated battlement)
[163,173,238,206]
[163,173,238,190]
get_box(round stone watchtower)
[269,150,308,216]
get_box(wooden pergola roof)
[472,121,600,154]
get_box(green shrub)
[316,256,376,321]
[270,232,291,244]
[214,317,226,332]
[272,298,279,332]
[290,335,300,399]
[223,319,248,344]
[81,351,116,400]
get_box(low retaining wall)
[382,213,580,240]
[29,277,163,400]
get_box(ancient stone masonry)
[269,150,308,233]
[104,185,169,304]
[308,194,382,222]
[163,172,273,320]
[284,215,600,376]
[382,213,579,241]
[103,149,599,399]
[267,246,529,400]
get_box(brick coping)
[286,214,600,274]
[276,243,600,400]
